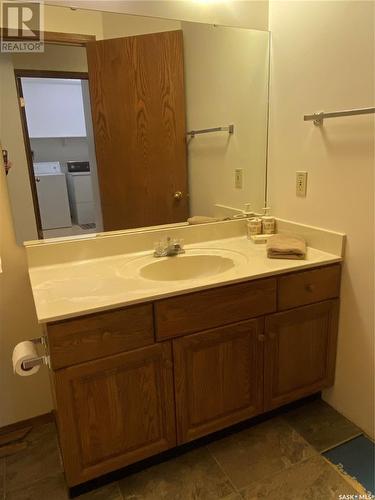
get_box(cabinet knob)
[173,191,183,201]
[305,283,315,292]
[258,334,266,342]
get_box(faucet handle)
[154,240,166,256]
[153,237,185,257]
[173,238,184,249]
[173,238,185,254]
[176,238,184,250]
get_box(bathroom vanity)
[23,221,344,487]
[47,264,340,486]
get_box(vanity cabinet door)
[53,343,176,486]
[264,300,339,411]
[173,319,264,444]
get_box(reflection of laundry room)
[21,76,102,239]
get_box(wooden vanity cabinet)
[264,299,339,411]
[52,342,176,486]
[46,263,341,487]
[173,319,264,443]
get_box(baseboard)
[0,412,54,436]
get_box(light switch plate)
[235,169,243,189]
[296,171,308,197]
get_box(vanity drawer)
[155,278,277,340]
[277,264,341,311]
[47,304,154,369]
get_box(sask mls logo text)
[1,1,44,53]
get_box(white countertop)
[28,235,342,323]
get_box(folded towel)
[266,234,306,260]
[187,216,220,225]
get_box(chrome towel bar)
[304,107,375,125]
[187,124,234,137]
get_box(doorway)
[15,69,102,239]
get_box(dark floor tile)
[23,422,56,445]
[77,481,123,500]
[6,472,123,500]
[5,423,62,493]
[6,473,68,500]
[208,417,315,490]
[239,455,359,500]
[119,447,236,500]
[283,399,362,452]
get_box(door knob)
[173,191,183,201]
[35,177,40,183]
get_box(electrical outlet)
[296,171,308,197]
[235,169,243,189]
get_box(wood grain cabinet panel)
[173,319,264,443]
[47,304,154,369]
[54,343,176,486]
[264,300,339,411]
[155,278,276,340]
[277,264,341,311]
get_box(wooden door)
[53,343,176,486]
[173,319,264,444]
[264,300,339,411]
[86,30,189,231]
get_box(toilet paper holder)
[21,336,50,370]
[30,336,46,347]
[22,355,49,370]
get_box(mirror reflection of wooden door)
[86,30,189,231]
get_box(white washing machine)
[66,161,95,225]
[33,162,72,230]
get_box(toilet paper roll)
[12,341,40,376]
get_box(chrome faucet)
[154,237,185,258]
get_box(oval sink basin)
[139,254,235,281]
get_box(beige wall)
[12,44,87,71]
[44,4,103,38]
[47,0,269,31]
[268,1,375,437]
[102,11,180,38]
[0,145,52,427]
[183,21,269,216]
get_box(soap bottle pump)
[261,206,276,234]
[243,203,252,218]
[233,202,253,219]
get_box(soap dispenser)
[244,204,262,238]
[261,206,276,234]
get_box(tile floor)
[0,399,366,500]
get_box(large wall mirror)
[1,6,270,243]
